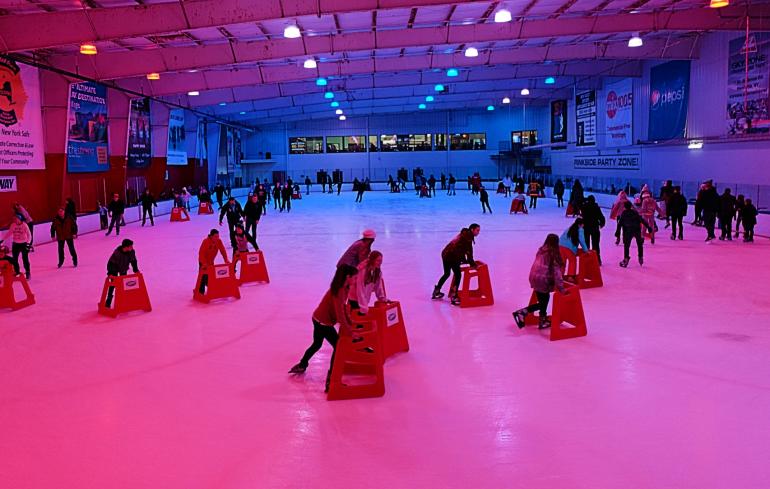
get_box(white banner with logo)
[0,175,17,192]
[575,90,597,146]
[604,79,633,147]
[0,57,46,170]
[573,153,640,170]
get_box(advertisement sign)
[166,108,187,165]
[573,153,641,171]
[0,57,46,170]
[605,79,633,147]
[575,90,596,146]
[0,175,17,192]
[550,99,567,144]
[648,61,690,141]
[127,98,152,168]
[66,81,110,173]
[727,33,770,135]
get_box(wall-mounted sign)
[573,153,641,170]
[0,57,46,170]
[66,81,110,173]
[575,90,596,146]
[605,79,633,147]
[550,99,568,144]
[0,175,17,192]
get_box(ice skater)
[105,239,139,307]
[231,224,259,274]
[580,196,605,265]
[668,187,687,240]
[348,251,388,314]
[741,198,758,242]
[553,179,565,208]
[173,192,191,220]
[512,234,568,330]
[559,218,588,258]
[355,180,365,203]
[50,207,78,268]
[288,264,358,385]
[431,224,480,306]
[281,183,292,212]
[637,186,661,244]
[197,229,230,294]
[618,201,652,268]
[105,193,126,236]
[140,189,157,226]
[610,191,630,245]
[243,194,261,237]
[718,188,736,241]
[528,181,541,209]
[12,202,34,251]
[337,230,376,269]
[219,196,244,248]
[480,186,492,214]
[447,174,456,195]
[2,215,31,279]
[272,183,282,210]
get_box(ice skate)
[638,256,644,266]
[431,286,445,300]
[538,317,551,330]
[512,309,528,329]
[619,258,629,268]
[288,363,307,374]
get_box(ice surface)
[1,189,769,489]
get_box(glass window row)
[288,133,487,154]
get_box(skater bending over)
[349,251,388,314]
[559,218,588,256]
[512,234,568,330]
[432,224,481,306]
[198,229,230,294]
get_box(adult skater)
[105,193,126,236]
[50,207,78,268]
[219,196,244,248]
[214,183,225,208]
[480,186,492,214]
[428,175,437,197]
[619,201,652,268]
[447,174,456,196]
[742,198,758,242]
[337,230,376,269]
[718,188,736,241]
[512,234,568,330]
[64,197,77,221]
[2,215,32,279]
[431,224,480,306]
[243,194,261,237]
[559,218,588,258]
[288,264,358,382]
[659,180,674,228]
[610,191,630,245]
[337,178,342,195]
[503,175,513,197]
[734,194,746,239]
[105,239,139,307]
[700,180,720,242]
[181,187,192,211]
[281,183,292,212]
[568,180,584,215]
[553,179,565,208]
[198,229,230,294]
[580,195,605,265]
[305,176,312,195]
[173,192,191,220]
[528,181,541,209]
[440,173,447,191]
[140,188,157,226]
[272,182,282,210]
[348,251,388,314]
[668,187,688,240]
[12,202,34,251]
[355,179,365,203]
[256,184,268,217]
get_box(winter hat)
[362,229,376,239]
[121,239,134,248]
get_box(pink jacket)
[610,191,628,220]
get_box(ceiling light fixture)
[520,88,530,96]
[187,91,200,96]
[316,78,328,86]
[284,25,301,39]
[331,101,339,108]
[709,0,729,7]
[303,59,317,69]
[146,72,160,80]
[464,47,479,58]
[335,109,343,115]
[502,97,511,104]
[426,96,434,102]
[486,105,495,111]
[324,91,334,99]
[545,77,556,84]
[240,111,246,115]
[418,103,427,109]
[79,43,97,55]
[628,32,643,48]
[219,102,227,106]
[494,9,512,23]
[446,68,459,77]
[435,84,445,92]
[339,115,346,121]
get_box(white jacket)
[3,222,31,244]
[348,262,387,314]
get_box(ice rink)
[1,189,769,489]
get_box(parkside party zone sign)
[573,154,641,170]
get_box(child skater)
[289,264,358,392]
[741,198,758,243]
[348,251,388,314]
[431,224,480,305]
[512,233,568,330]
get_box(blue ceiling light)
[316,77,327,86]
[486,105,495,111]
[434,84,445,92]
[425,96,434,102]
[446,68,459,77]
[324,91,334,99]
[330,101,339,107]
[545,77,556,85]
[239,111,246,115]
[418,103,427,109]
[219,102,227,106]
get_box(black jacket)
[699,187,720,213]
[479,189,489,202]
[742,204,758,226]
[719,193,736,218]
[581,201,606,230]
[553,180,565,196]
[219,201,243,224]
[108,199,126,216]
[107,247,138,276]
[618,208,650,236]
[668,193,688,217]
[140,193,156,208]
[243,200,261,220]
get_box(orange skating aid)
[170,207,190,222]
[559,247,578,282]
[193,264,241,303]
[509,200,527,214]
[363,301,409,360]
[292,192,302,200]
[198,202,214,215]
[565,203,579,217]
[0,267,35,311]
[237,250,270,285]
[327,317,385,401]
[523,290,543,327]
[98,273,152,318]
[550,284,588,341]
[458,261,494,308]
[576,250,603,289]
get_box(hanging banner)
[166,108,187,165]
[648,61,690,141]
[0,57,46,170]
[550,99,567,144]
[575,90,596,146]
[727,33,770,135]
[127,98,151,168]
[605,79,633,147]
[66,81,110,173]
